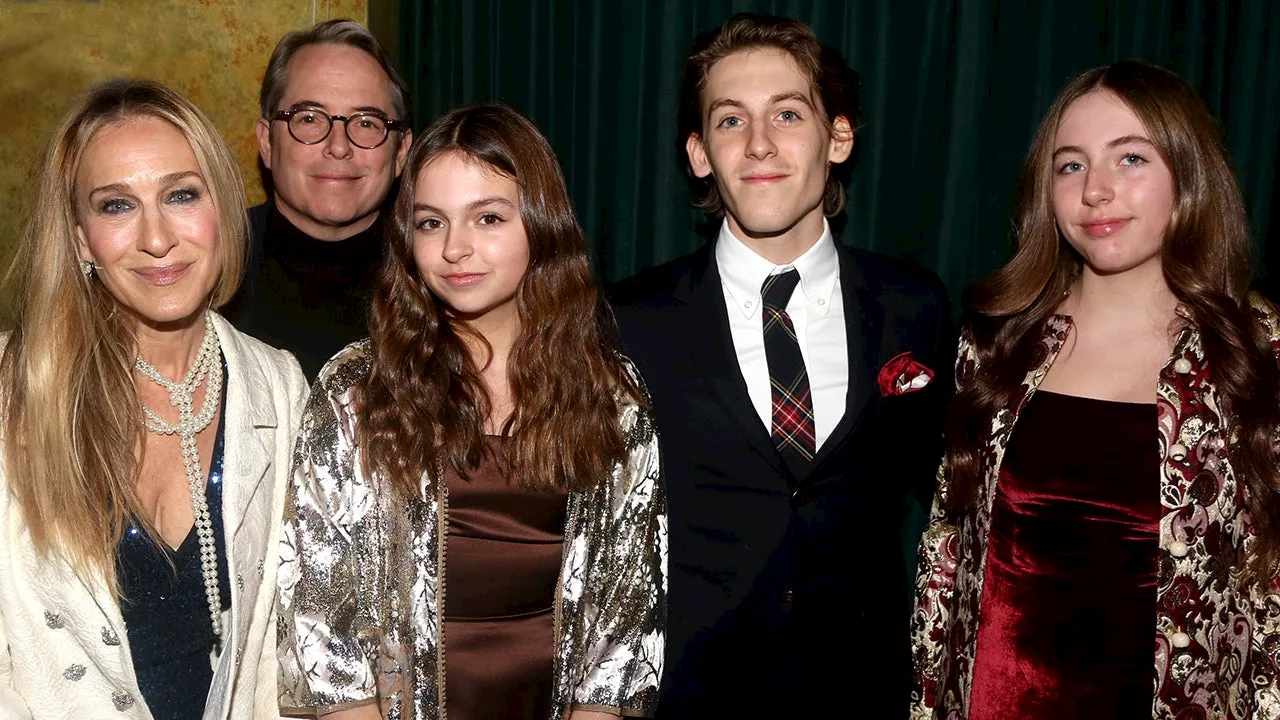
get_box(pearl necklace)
[134,312,224,639]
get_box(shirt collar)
[714,219,840,319]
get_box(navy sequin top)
[115,370,232,720]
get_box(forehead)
[1055,89,1149,147]
[282,43,394,111]
[701,47,812,110]
[78,116,198,186]
[415,152,518,206]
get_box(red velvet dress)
[968,390,1158,719]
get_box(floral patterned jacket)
[277,342,667,719]
[911,295,1280,719]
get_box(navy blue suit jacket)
[610,240,952,717]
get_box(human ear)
[393,128,414,178]
[686,133,712,179]
[256,117,273,170]
[828,115,854,164]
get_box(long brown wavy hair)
[944,60,1280,575]
[1,79,246,590]
[359,104,642,496]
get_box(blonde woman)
[0,79,307,718]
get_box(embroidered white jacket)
[0,314,307,719]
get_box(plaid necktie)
[761,269,816,471]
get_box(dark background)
[372,0,1280,303]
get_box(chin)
[736,215,803,237]
[317,205,377,227]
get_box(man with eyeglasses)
[225,19,412,379]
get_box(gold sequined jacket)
[911,296,1280,719]
[278,341,667,719]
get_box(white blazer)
[0,314,308,719]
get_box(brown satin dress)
[443,436,569,720]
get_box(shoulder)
[216,315,306,387]
[1249,291,1280,338]
[311,339,372,402]
[608,245,711,311]
[247,202,270,237]
[839,245,948,306]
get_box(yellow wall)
[0,0,368,270]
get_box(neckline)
[1034,388,1157,409]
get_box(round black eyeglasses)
[271,108,405,149]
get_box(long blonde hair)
[0,79,247,589]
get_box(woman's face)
[75,116,221,332]
[1051,89,1176,278]
[411,151,531,331]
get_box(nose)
[137,206,178,258]
[746,121,777,161]
[441,227,473,264]
[1082,166,1114,207]
[323,117,355,160]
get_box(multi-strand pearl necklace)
[134,312,224,639]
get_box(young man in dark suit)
[611,13,952,717]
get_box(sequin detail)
[277,342,667,718]
[62,664,85,681]
[101,627,120,646]
[111,691,134,710]
[44,610,64,629]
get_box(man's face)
[256,43,411,241]
[686,48,852,246]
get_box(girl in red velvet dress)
[912,61,1280,719]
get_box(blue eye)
[718,116,743,129]
[1058,161,1085,175]
[100,198,133,214]
[1120,153,1146,166]
[778,110,799,122]
[167,188,200,204]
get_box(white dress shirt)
[715,219,849,451]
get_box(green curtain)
[398,0,1280,297]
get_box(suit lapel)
[808,246,882,475]
[677,245,791,480]
[212,315,277,549]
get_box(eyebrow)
[87,171,203,198]
[288,99,390,115]
[413,196,516,214]
[1052,134,1157,159]
[768,91,816,110]
[706,98,745,116]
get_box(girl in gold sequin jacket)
[277,104,666,720]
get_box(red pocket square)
[877,351,934,397]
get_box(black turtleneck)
[223,203,384,379]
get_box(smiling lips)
[444,272,486,287]
[1081,217,1131,237]
[134,263,191,286]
